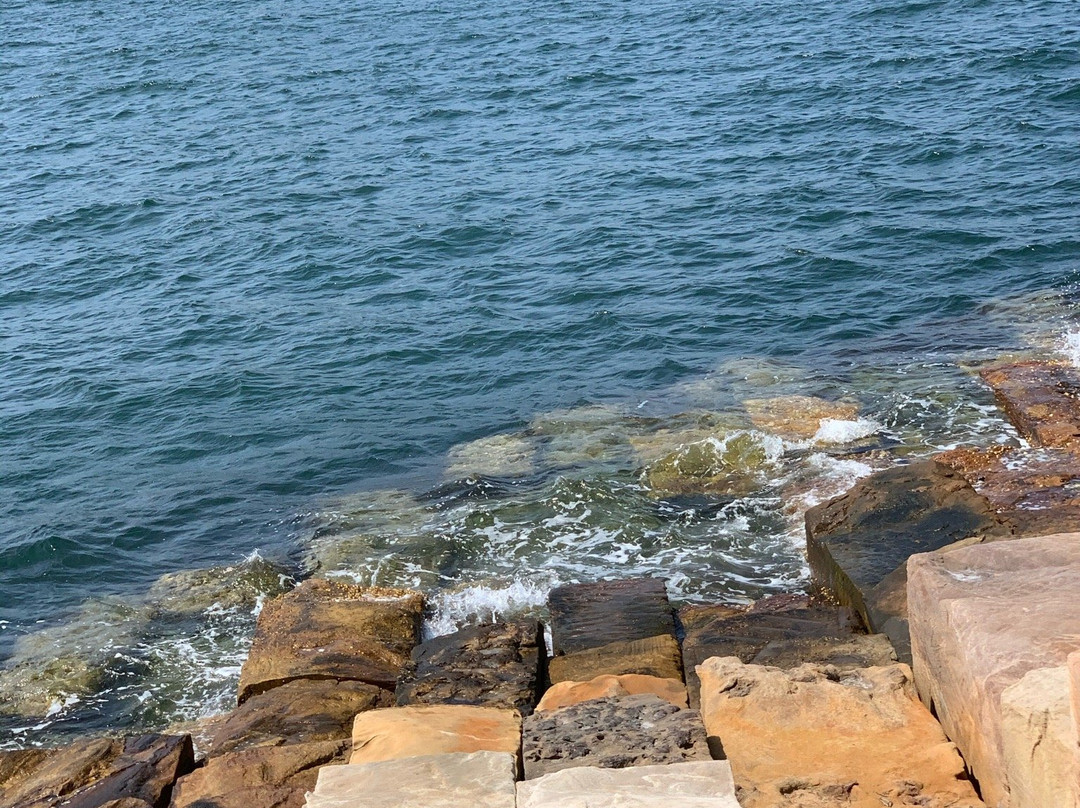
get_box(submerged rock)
[529,404,648,468]
[642,431,782,497]
[445,433,537,479]
[743,395,860,440]
[147,556,293,616]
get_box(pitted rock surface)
[547,578,676,656]
[521,693,710,779]
[396,621,545,715]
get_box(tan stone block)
[907,532,1080,807]
[516,760,742,808]
[548,634,683,684]
[1071,650,1080,739]
[536,674,688,712]
[349,704,521,766]
[1000,665,1080,808]
[697,657,984,808]
[305,751,517,808]
[237,579,423,703]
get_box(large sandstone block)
[516,760,743,808]
[396,621,545,715]
[805,459,1008,658]
[697,657,983,808]
[349,704,521,766]
[0,734,194,808]
[1000,665,1080,808]
[237,579,423,702]
[206,679,392,755]
[536,674,688,712]
[679,594,893,707]
[521,693,710,779]
[907,532,1080,807]
[548,634,683,684]
[980,360,1080,448]
[304,751,517,808]
[1071,651,1080,733]
[170,739,347,808]
[547,578,676,655]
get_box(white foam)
[812,417,880,444]
[1061,329,1080,367]
[423,578,554,640]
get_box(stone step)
[304,751,517,808]
[980,360,1080,449]
[237,579,423,703]
[516,760,743,808]
[536,674,688,712]
[547,634,684,684]
[908,532,1080,808]
[547,578,676,656]
[521,693,710,780]
[395,621,546,715]
[698,657,985,808]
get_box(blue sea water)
[2,0,1079,741]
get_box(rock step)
[547,578,676,657]
[980,360,1080,449]
[536,674,688,712]
[908,532,1080,808]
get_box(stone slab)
[536,674,688,712]
[1071,650,1080,734]
[805,459,1008,652]
[305,751,517,808]
[1001,665,1080,808]
[547,634,683,684]
[0,734,194,808]
[349,704,521,767]
[547,578,676,656]
[237,579,423,703]
[396,621,545,715]
[679,595,893,707]
[171,739,348,808]
[207,678,392,755]
[516,760,742,808]
[908,532,1080,807]
[697,657,984,808]
[980,360,1080,448]
[521,693,710,779]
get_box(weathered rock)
[980,360,1080,448]
[547,635,683,684]
[396,621,545,715]
[147,557,293,615]
[642,432,781,496]
[305,751,517,808]
[169,739,347,808]
[907,532,1080,808]
[805,459,1009,659]
[237,579,423,702]
[936,444,1080,536]
[1000,665,1080,808]
[536,674,688,712]
[679,595,893,708]
[521,693,710,779]
[349,705,521,767]
[445,433,537,479]
[697,658,984,808]
[547,578,675,656]
[206,679,392,755]
[743,395,860,440]
[0,734,194,808]
[516,760,743,808]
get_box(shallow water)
[2,0,1080,744]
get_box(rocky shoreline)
[3,357,1080,808]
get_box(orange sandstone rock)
[536,674,688,712]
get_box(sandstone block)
[1001,665,1080,808]
[206,679,392,755]
[1071,650,1080,735]
[0,734,194,808]
[305,751,517,808]
[698,657,983,808]
[536,674,688,712]
[547,634,683,684]
[907,532,1080,807]
[547,578,676,655]
[679,595,893,707]
[516,760,742,808]
[237,579,423,703]
[521,693,710,779]
[170,739,347,808]
[349,704,521,766]
[980,360,1080,448]
[396,621,545,715]
[805,459,1008,657]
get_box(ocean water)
[2,0,1079,744]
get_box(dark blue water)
[2,0,1080,741]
